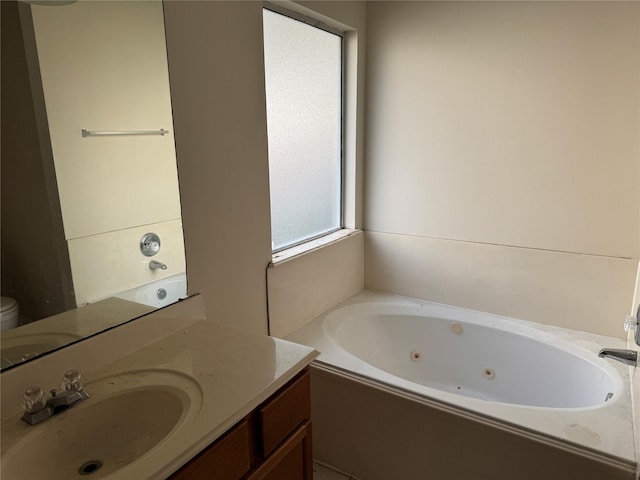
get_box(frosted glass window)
[263,8,343,252]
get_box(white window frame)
[263,3,347,256]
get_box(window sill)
[269,229,360,267]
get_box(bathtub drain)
[483,368,495,379]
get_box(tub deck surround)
[286,290,636,471]
[1,296,318,479]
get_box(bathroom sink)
[1,332,82,365]
[1,370,202,479]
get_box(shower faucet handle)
[624,304,640,348]
[624,315,637,332]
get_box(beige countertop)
[1,296,318,479]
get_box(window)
[263,7,343,253]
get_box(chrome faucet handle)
[624,315,638,332]
[624,304,640,348]
[21,370,89,426]
[23,386,46,414]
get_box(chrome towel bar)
[81,128,169,138]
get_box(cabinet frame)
[170,367,313,480]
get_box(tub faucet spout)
[598,348,637,366]
[149,260,167,270]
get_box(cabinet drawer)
[258,370,311,456]
[246,421,313,480]
[170,420,251,480]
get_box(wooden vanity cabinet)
[170,368,313,480]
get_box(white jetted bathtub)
[115,273,187,308]
[287,290,636,480]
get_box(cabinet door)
[170,420,251,480]
[259,370,311,456]
[246,421,313,480]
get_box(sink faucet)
[22,369,90,425]
[598,348,638,366]
[149,260,167,270]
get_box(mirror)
[1,0,186,370]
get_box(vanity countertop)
[0,297,318,479]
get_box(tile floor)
[313,462,357,480]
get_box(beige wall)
[365,1,640,338]
[291,0,368,230]
[68,220,185,305]
[268,232,364,338]
[164,1,639,340]
[164,1,273,334]
[31,1,182,240]
[366,232,637,338]
[164,1,366,334]
[31,1,185,305]
[0,2,75,319]
[266,1,367,337]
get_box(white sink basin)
[1,370,202,479]
[1,332,83,366]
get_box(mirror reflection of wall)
[1,1,186,366]
[1,0,75,322]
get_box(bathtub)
[115,272,187,308]
[287,290,636,480]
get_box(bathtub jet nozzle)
[598,348,638,366]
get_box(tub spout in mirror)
[149,260,167,270]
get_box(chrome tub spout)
[149,260,167,270]
[598,348,638,366]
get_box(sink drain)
[79,460,103,476]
